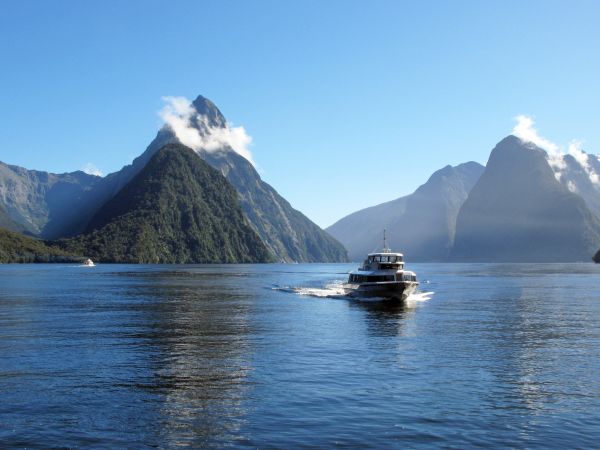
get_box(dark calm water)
[1,263,600,448]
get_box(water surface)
[1,263,600,448]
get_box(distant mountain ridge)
[0,162,99,237]
[327,161,484,261]
[4,96,600,263]
[329,135,600,262]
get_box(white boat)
[83,258,95,267]
[343,231,418,301]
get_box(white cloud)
[512,115,566,179]
[569,140,600,186]
[512,115,599,187]
[82,163,103,177]
[512,115,559,153]
[159,96,255,166]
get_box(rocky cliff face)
[0,203,25,233]
[451,136,600,262]
[0,162,99,237]
[327,162,483,261]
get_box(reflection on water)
[122,271,255,447]
[1,263,600,448]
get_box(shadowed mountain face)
[59,144,272,263]
[0,162,99,237]
[327,162,484,261]
[451,136,600,262]
[594,249,600,263]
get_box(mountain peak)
[451,135,600,262]
[191,95,226,128]
[487,134,547,168]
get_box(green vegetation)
[57,144,274,263]
[0,227,82,263]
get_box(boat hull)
[343,281,418,301]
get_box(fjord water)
[1,263,600,448]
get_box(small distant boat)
[83,258,95,267]
[343,231,418,301]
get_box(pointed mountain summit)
[136,95,347,262]
[451,136,600,261]
[327,161,484,261]
[59,143,272,263]
[191,95,227,127]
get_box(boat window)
[389,256,397,263]
[381,256,389,262]
[368,257,373,263]
[374,256,380,262]
[362,275,395,282]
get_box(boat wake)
[405,291,434,305]
[273,281,434,303]
[273,281,348,299]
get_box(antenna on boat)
[383,229,391,252]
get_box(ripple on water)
[1,263,600,448]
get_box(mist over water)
[1,263,600,448]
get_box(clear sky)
[1,0,599,228]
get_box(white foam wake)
[405,291,434,306]
[274,282,434,304]
[273,281,347,298]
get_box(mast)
[383,229,390,252]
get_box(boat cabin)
[361,252,404,271]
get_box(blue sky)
[1,1,599,227]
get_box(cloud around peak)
[512,114,599,187]
[512,115,559,154]
[82,163,103,177]
[159,96,255,166]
